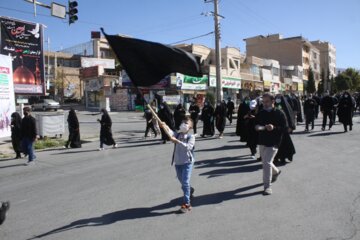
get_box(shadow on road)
[307,131,344,137]
[197,144,247,152]
[28,183,262,240]
[51,149,100,155]
[0,163,26,169]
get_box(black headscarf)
[11,112,22,128]
[67,109,79,129]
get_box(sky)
[1,0,359,68]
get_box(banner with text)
[0,54,16,138]
[0,17,45,94]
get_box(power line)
[170,31,214,45]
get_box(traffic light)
[68,1,78,25]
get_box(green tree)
[318,68,325,94]
[330,75,336,93]
[343,68,360,91]
[306,67,316,94]
[335,73,352,91]
[206,91,215,106]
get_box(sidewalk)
[0,110,145,159]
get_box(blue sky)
[1,0,359,68]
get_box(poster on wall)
[0,54,16,138]
[0,17,45,94]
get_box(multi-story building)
[311,40,336,91]
[280,65,304,93]
[244,34,321,88]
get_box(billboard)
[176,73,208,91]
[81,57,115,69]
[0,17,45,94]
[0,54,16,138]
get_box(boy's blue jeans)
[175,163,193,205]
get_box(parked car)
[32,99,60,111]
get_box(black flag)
[101,28,202,87]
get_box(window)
[229,59,236,69]
[250,65,260,75]
[272,67,280,76]
[312,52,317,59]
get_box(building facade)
[244,34,322,89]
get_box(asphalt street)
[0,113,359,240]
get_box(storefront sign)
[210,75,241,89]
[85,78,103,91]
[176,73,207,90]
[81,57,115,69]
[263,80,272,88]
[163,95,181,105]
[0,17,45,94]
[0,54,16,138]
[122,70,170,89]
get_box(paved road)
[0,114,359,240]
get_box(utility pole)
[205,0,223,102]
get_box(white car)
[32,99,60,111]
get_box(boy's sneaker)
[113,144,118,149]
[0,201,10,225]
[178,204,192,213]
[251,155,256,160]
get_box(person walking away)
[174,104,186,130]
[21,107,37,165]
[65,109,81,148]
[320,91,336,131]
[337,92,355,132]
[313,94,321,119]
[226,98,235,124]
[274,95,296,165]
[236,97,251,142]
[158,102,175,144]
[303,94,317,132]
[97,109,117,150]
[214,100,227,138]
[245,100,258,159]
[144,106,157,138]
[200,101,215,137]
[160,116,195,213]
[189,99,200,134]
[255,93,286,195]
[10,112,22,158]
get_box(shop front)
[84,77,113,111]
[209,75,241,101]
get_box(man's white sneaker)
[113,144,118,149]
[263,188,272,195]
[98,148,104,151]
[251,155,256,160]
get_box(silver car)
[32,99,60,111]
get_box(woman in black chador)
[337,91,355,132]
[65,109,81,148]
[274,94,296,165]
[244,100,258,159]
[97,108,116,150]
[201,101,215,137]
[173,104,186,130]
[214,100,227,138]
[236,97,250,142]
[158,102,175,144]
[10,112,22,158]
